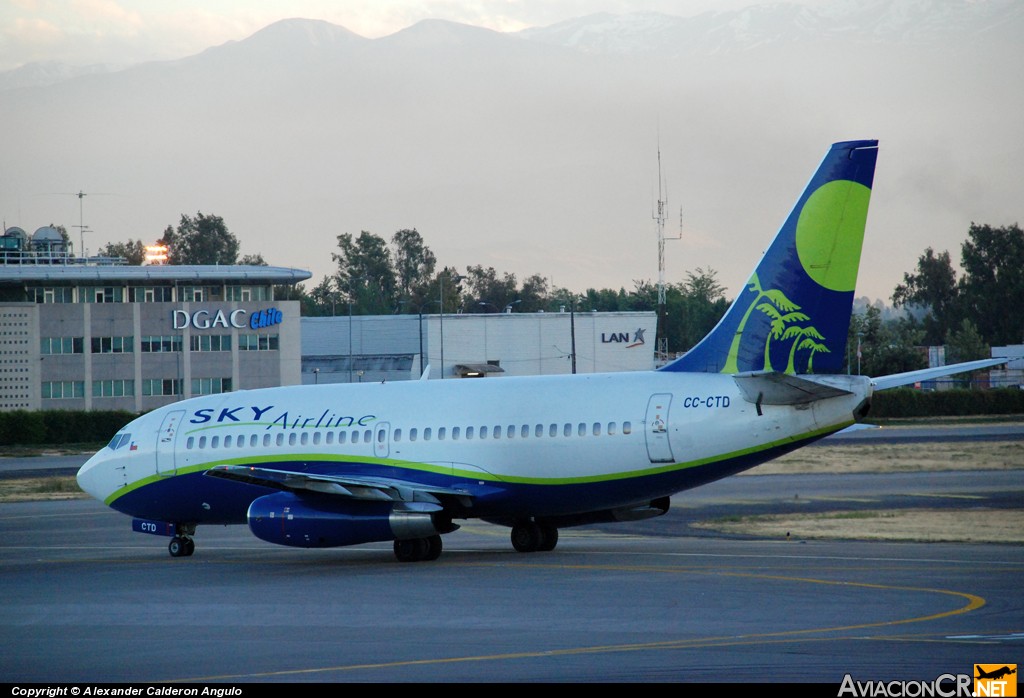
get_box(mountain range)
[1,0,1021,303]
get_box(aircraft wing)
[871,358,1008,391]
[205,465,474,509]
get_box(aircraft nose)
[76,451,112,502]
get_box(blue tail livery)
[664,140,878,375]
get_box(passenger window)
[198,436,207,448]
[326,432,334,445]
[608,422,617,435]
[250,434,258,447]
[520,425,529,438]
[623,421,632,435]
[276,433,284,446]
[300,432,308,445]
[377,429,386,443]
[593,423,601,436]
[493,426,501,439]
[363,429,371,442]
[313,432,321,445]
[409,428,417,442]
[394,428,402,442]
[224,435,233,448]
[424,428,431,441]
[535,424,543,438]
[549,424,557,437]
[288,433,297,446]
[211,436,220,448]
[263,434,271,447]
[479,426,488,440]
[563,424,572,437]
[339,431,347,444]
[438,427,446,441]
[466,426,474,439]
[352,431,360,444]
[186,437,194,449]
[578,423,586,437]
[452,427,460,440]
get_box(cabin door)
[156,410,185,476]
[644,394,675,463]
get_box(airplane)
[76,139,1007,562]
[976,667,1017,681]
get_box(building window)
[29,287,74,303]
[190,335,231,352]
[141,336,183,353]
[42,381,85,399]
[129,286,173,303]
[191,377,232,395]
[238,334,279,351]
[142,379,182,396]
[92,379,134,398]
[91,336,133,354]
[79,287,124,303]
[41,337,84,355]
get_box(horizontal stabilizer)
[871,358,1009,391]
[206,465,473,507]
[734,371,854,406]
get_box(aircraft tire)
[511,522,542,553]
[424,535,443,561]
[168,537,187,557]
[394,537,430,562]
[183,538,196,556]
[538,525,558,552]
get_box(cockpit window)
[107,433,131,450]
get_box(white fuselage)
[77,370,870,525]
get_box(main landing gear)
[168,535,195,557]
[393,534,443,562]
[510,522,558,553]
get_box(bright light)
[144,244,168,264]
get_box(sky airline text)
[189,406,376,430]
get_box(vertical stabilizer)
[663,140,878,375]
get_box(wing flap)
[205,465,473,507]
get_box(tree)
[98,239,146,265]
[958,223,1024,345]
[160,212,240,265]
[239,253,267,266]
[847,306,927,377]
[464,265,517,312]
[391,229,436,299]
[332,231,397,314]
[892,247,959,345]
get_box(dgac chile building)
[0,262,310,412]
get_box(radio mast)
[653,143,681,360]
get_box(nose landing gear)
[168,535,195,557]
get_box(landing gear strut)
[394,534,443,562]
[168,535,195,557]
[510,522,558,553]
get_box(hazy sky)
[3,1,1019,307]
[1,0,817,71]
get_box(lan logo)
[975,664,1017,697]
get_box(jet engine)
[247,491,446,548]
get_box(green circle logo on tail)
[795,179,872,292]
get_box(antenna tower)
[653,143,682,359]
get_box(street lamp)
[347,276,372,383]
[439,272,465,380]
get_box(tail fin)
[663,139,878,375]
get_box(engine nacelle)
[247,492,442,548]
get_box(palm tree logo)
[722,272,827,374]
